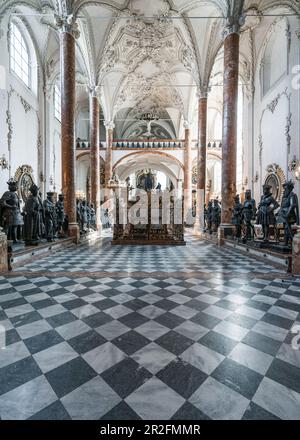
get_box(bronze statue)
[43,192,56,242]
[256,184,279,241]
[56,194,65,237]
[0,180,24,243]
[277,181,299,246]
[232,194,243,238]
[211,199,221,232]
[90,203,96,230]
[242,189,256,240]
[206,200,213,233]
[80,200,88,232]
[23,184,43,246]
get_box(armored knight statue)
[211,199,221,232]
[231,194,243,239]
[242,189,256,240]
[76,198,82,225]
[90,203,96,230]
[145,171,153,192]
[56,194,65,237]
[43,192,56,242]
[256,184,279,242]
[23,183,43,246]
[80,200,88,233]
[0,179,24,242]
[276,181,299,246]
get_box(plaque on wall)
[14,165,35,202]
[264,164,286,203]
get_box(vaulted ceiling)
[0,0,299,138]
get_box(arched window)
[10,22,31,88]
[261,19,288,96]
[54,85,61,122]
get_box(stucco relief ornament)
[54,15,80,39]
[223,14,245,38]
[267,94,280,114]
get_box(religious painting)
[14,165,35,203]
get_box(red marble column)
[196,92,208,231]
[90,92,101,229]
[221,31,240,225]
[183,123,192,221]
[60,25,79,242]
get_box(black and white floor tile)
[0,233,300,420]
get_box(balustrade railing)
[75,138,222,150]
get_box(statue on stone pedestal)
[0,180,24,243]
[276,181,299,246]
[211,199,221,232]
[43,192,57,242]
[90,203,96,230]
[80,200,88,232]
[231,194,243,239]
[23,184,43,246]
[256,184,279,242]
[242,189,256,240]
[56,194,65,237]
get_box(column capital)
[223,14,245,39]
[104,121,115,130]
[89,85,101,99]
[55,14,80,39]
[196,87,209,100]
[183,120,192,130]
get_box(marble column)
[219,23,241,241]
[105,121,114,187]
[0,231,8,272]
[89,90,101,229]
[58,18,80,243]
[183,122,192,222]
[195,91,208,232]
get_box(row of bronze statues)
[76,199,97,233]
[0,180,68,246]
[229,182,299,247]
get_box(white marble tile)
[196,293,219,304]
[252,294,277,305]
[252,321,288,342]
[38,304,67,318]
[71,304,99,319]
[33,342,78,373]
[125,377,185,420]
[203,305,232,320]
[61,376,121,420]
[189,377,249,420]
[213,321,249,342]
[56,320,90,340]
[132,342,176,374]
[253,377,300,420]
[228,342,273,375]
[139,305,165,319]
[180,343,224,375]
[5,304,35,318]
[174,321,209,341]
[111,293,134,304]
[170,305,198,319]
[236,305,265,320]
[268,305,298,320]
[136,321,169,341]
[16,319,52,340]
[95,321,130,341]
[0,341,30,368]
[104,305,132,319]
[276,343,300,368]
[83,342,126,374]
[0,375,57,420]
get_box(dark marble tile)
[5,328,21,346]
[62,298,87,310]
[157,359,207,398]
[242,402,280,420]
[266,358,300,394]
[1,297,27,309]
[93,298,118,310]
[190,311,221,329]
[242,331,281,356]
[171,402,211,420]
[212,358,263,399]
[68,330,106,354]
[46,311,77,328]
[214,299,239,311]
[118,312,149,329]
[32,299,56,310]
[46,357,97,398]
[112,330,150,355]
[246,299,271,312]
[100,401,141,420]
[154,312,185,329]
[101,358,152,399]
[28,400,71,420]
[82,311,113,328]
[199,331,238,356]
[185,299,210,312]
[225,313,257,330]
[125,299,149,311]
[155,299,178,311]
[24,330,64,355]
[261,313,294,330]
[0,356,41,396]
[156,330,194,356]
[10,311,42,328]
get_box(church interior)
[0,0,300,421]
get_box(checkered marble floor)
[0,233,300,420]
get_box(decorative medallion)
[264,163,286,202]
[14,165,35,202]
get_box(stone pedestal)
[221,31,240,225]
[218,224,234,246]
[60,26,79,241]
[0,231,8,272]
[292,232,300,275]
[90,92,101,230]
